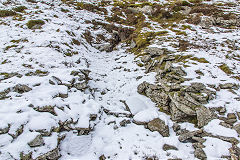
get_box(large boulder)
[196,106,216,128]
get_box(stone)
[169,93,196,116]
[200,16,215,29]
[162,144,178,151]
[145,47,164,56]
[172,123,181,132]
[147,118,169,137]
[192,142,205,149]
[185,83,206,93]
[36,148,60,160]
[74,82,88,90]
[28,135,44,147]
[13,84,32,93]
[233,123,240,135]
[219,83,239,90]
[178,129,203,143]
[119,119,131,127]
[141,55,151,63]
[196,106,215,128]
[0,126,9,134]
[227,113,237,119]
[49,76,62,85]
[180,6,191,15]
[194,148,207,160]
[169,102,189,121]
[99,155,106,160]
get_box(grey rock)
[119,119,131,127]
[130,40,136,48]
[227,113,237,119]
[28,135,44,147]
[219,83,239,90]
[169,102,189,121]
[192,142,205,149]
[194,148,207,159]
[145,47,164,56]
[233,123,240,135]
[162,144,178,151]
[185,83,206,93]
[147,118,169,137]
[200,16,215,29]
[192,137,206,143]
[0,126,9,134]
[169,93,196,116]
[178,129,203,143]
[141,55,151,63]
[180,6,191,15]
[49,76,62,85]
[13,84,32,94]
[172,123,181,132]
[74,82,88,90]
[36,148,60,160]
[196,106,215,128]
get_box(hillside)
[0,0,240,159]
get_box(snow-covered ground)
[0,0,240,159]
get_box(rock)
[185,83,206,93]
[192,137,206,143]
[141,55,151,63]
[169,102,189,121]
[219,83,239,90]
[99,155,106,160]
[194,148,207,160]
[0,126,9,134]
[162,144,178,151]
[119,119,131,127]
[28,135,44,147]
[13,84,32,93]
[36,148,60,160]
[147,118,169,137]
[178,129,203,143]
[74,82,88,90]
[49,76,62,85]
[196,106,215,128]
[192,142,205,149]
[172,123,181,132]
[130,39,136,48]
[137,81,149,94]
[227,113,237,120]
[169,93,196,116]
[233,123,240,135]
[145,47,164,56]
[138,5,153,15]
[180,6,191,15]
[200,16,215,29]
[89,114,97,121]
[98,43,112,52]
[229,145,240,160]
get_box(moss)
[4,45,18,50]
[10,38,28,43]
[26,20,45,29]
[25,70,49,77]
[191,57,209,63]
[60,8,69,13]
[175,54,193,63]
[181,25,192,30]
[219,64,233,75]
[0,10,16,17]
[13,6,27,12]
[76,2,107,14]
[170,28,187,36]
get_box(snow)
[204,119,239,138]
[204,137,232,158]
[0,0,239,159]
